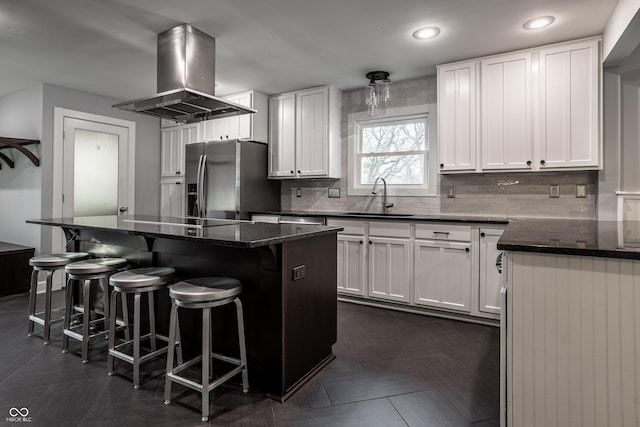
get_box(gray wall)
[0,85,43,251]
[0,83,161,254]
[281,76,597,219]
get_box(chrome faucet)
[372,177,394,214]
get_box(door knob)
[119,207,128,214]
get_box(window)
[348,104,437,196]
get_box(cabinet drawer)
[369,221,411,238]
[327,218,365,235]
[415,223,471,241]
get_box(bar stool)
[62,257,128,363]
[107,266,182,389]
[164,277,249,422]
[27,252,90,344]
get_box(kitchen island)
[498,219,640,427]
[27,215,342,402]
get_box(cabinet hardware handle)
[290,170,294,174]
[176,182,181,185]
[176,171,181,174]
[368,241,372,245]
[526,160,531,166]
[433,231,450,236]
[465,248,470,253]
[440,163,444,168]
[359,240,363,244]
[481,232,485,238]
[297,170,301,174]
[540,160,546,165]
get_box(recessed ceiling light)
[413,26,440,40]
[523,16,555,30]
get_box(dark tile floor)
[0,291,500,426]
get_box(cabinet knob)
[359,240,363,245]
[440,163,444,168]
[480,232,485,238]
[176,182,181,185]
[297,170,301,174]
[225,135,229,139]
[526,160,531,166]
[540,160,546,166]
[465,247,470,253]
[368,241,372,245]
[290,170,294,175]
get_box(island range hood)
[113,24,255,123]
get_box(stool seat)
[110,267,175,290]
[29,252,89,268]
[169,277,241,303]
[65,258,128,275]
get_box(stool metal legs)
[27,268,61,344]
[164,297,249,422]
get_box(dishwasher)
[277,216,326,225]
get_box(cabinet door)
[296,87,328,177]
[160,179,185,217]
[414,240,472,312]
[200,118,226,141]
[479,228,503,316]
[368,236,410,303]
[161,128,180,176]
[268,93,296,177]
[438,61,477,172]
[538,39,600,169]
[337,234,366,296]
[225,92,253,140]
[481,52,533,170]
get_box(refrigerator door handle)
[199,154,208,218]
[196,154,204,217]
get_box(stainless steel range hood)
[113,24,255,123]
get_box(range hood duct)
[113,24,255,123]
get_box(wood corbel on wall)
[0,137,40,170]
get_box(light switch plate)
[292,265,305,281]
[576,184,586,198]
[447,186,456,198]
[328,188,340,198]
[549,185,560,198]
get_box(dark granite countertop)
[255,210,510,224]
[27,215,342,248]
[498,219,640,260]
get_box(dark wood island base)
[27,215,341,402]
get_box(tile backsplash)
[279,75,597,220]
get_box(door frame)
[52,108,136,254]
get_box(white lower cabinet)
[414,239,472,312]
[160,179,184,218]
[336,234,366,296]
[328,218,504,321]
[368,236,411,303]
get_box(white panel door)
[478,228,504,316]
[481,52,532,170]
[368,236,410,303]
[336,234,366,296]
[268,93,296,177]
[538,39,600,169]
[296,87,328,177]
[160,179,184,218]
[437,61,477,172]
[414,240,472,312]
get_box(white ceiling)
[0,0,618,101]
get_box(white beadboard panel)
[507,252,640,427]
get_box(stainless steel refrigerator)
[185,140,280,219]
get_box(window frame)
[347,104,437,197]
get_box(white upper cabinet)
[481,52,533,170]
[200,91,268,142]
[537,39,600,169]
[161,123,199,177]
[268,86,341,179]
[268,93,297,177]
[437,61,478,172]
[438,36,601,173]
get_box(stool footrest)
[109,347,168,366]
